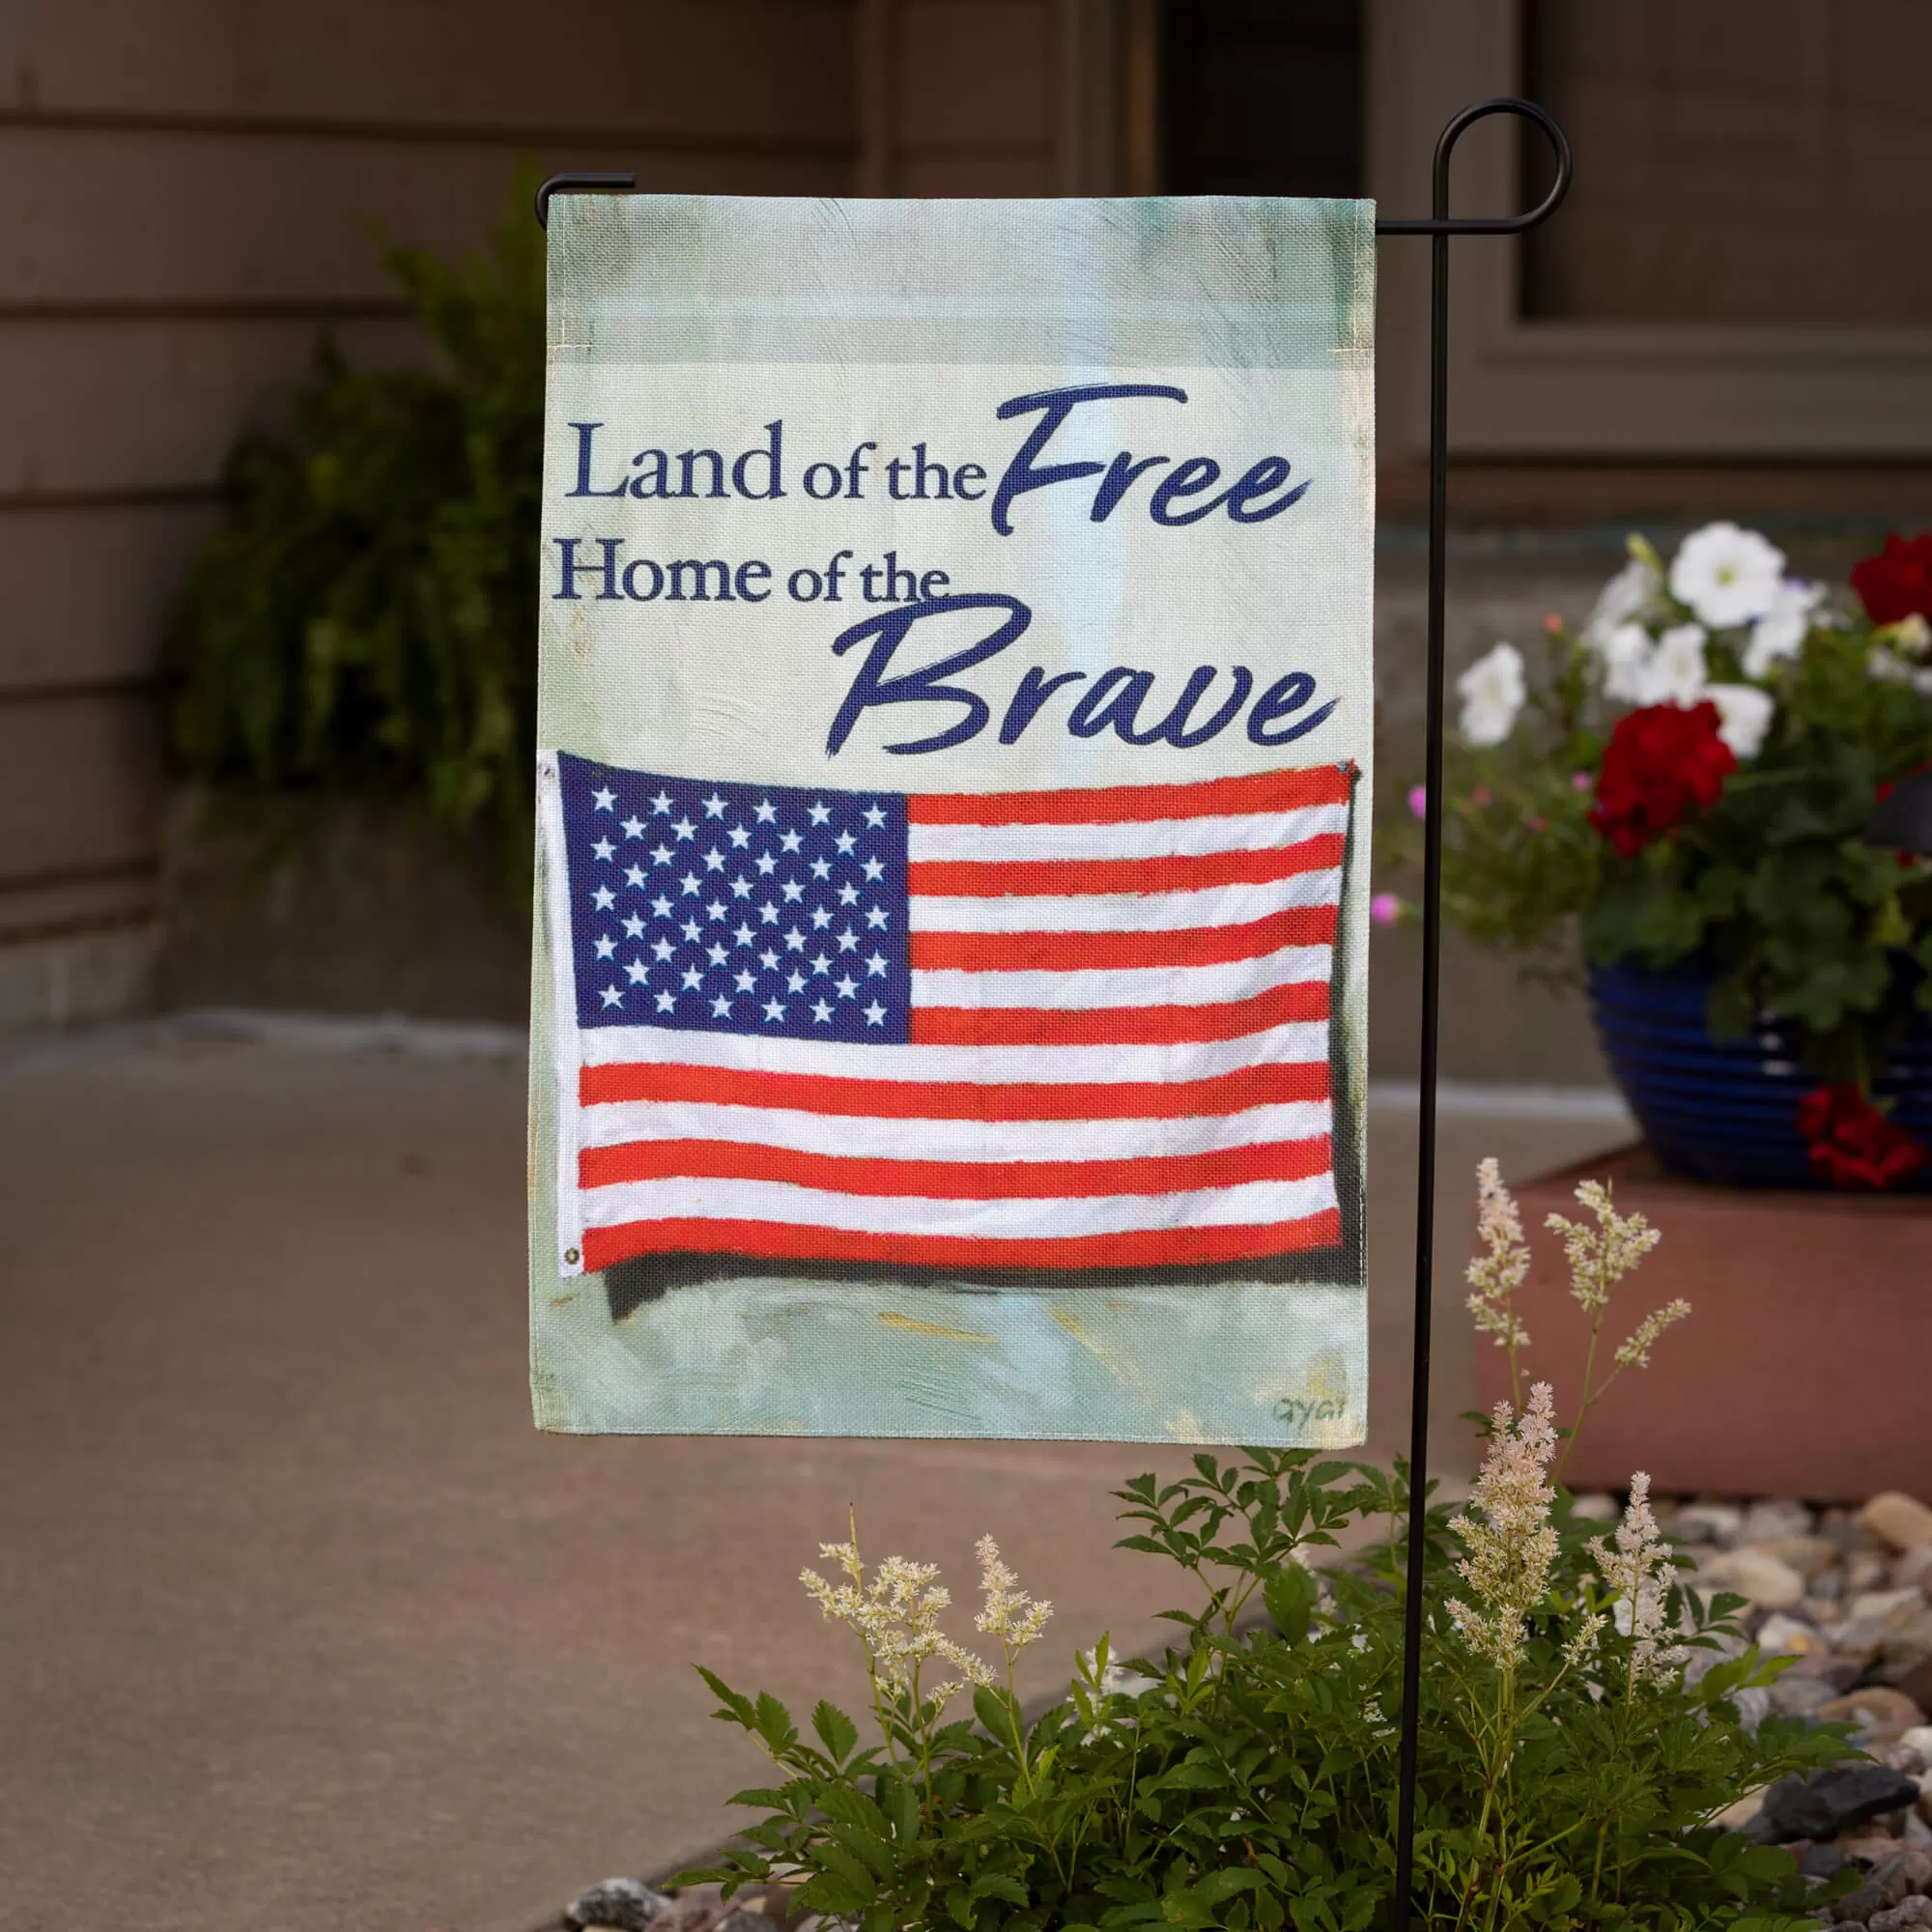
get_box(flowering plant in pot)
[1394,524,1932,1190]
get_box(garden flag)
[530,195,1376,1441]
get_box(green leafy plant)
[169,168,545,886]
[679,1168,1850,1932]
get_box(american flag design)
[539,749,1353,1278]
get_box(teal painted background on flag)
[529,194,1376,1441]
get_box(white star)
[591,787,616,812]
[781,878,806,902]
[591,837,616,862]
[779,829,803,853]
[625,865,647,889]
[810,907,834,930]
[753,798,777,824]
[681,965,703,990]
[620,815,645,839]
[623,913,646,939]
[808,801,832,825]
[865,952,888,978]
[786,969,807,994]
[599,985,624,1009]
[835,830,857,855]
[680,918,702,943]
[862,858,885,882]
[706,899,727,922]
[865,906,889,930]
[834,974,858,999]
[733,922,755,948]
[836,927,859,952]
[758,948,781,972]
[783,927,806,952]
[811,999,834,1024]
[711,993,733,1018]
[726,825,751,849]
[706,941,728,966]
[837,882,861,906]
[733,968,756,994]
[759,902,780,925]
[649,844,673,867]
[729,876,753,899]
[863,1001,887,1027]
[625,957,649,985]
[863,804,887,829]
[650,895,672,919]
[592,932,616,959]
[697,793,725,819]
[703,847,725,872]
[590,885,615,911]
[654,989,676,1013]
[651,936,676,963]
[810,952,832,976]
[650,790,673,815]
[762,998,786,1023]
[679,871,700,896]
[671,816,696,841]
[753,851,778,876]
[809,857,832,881]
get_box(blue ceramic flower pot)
[1587,958,1932,1190]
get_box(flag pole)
[1375,99,1571,1932]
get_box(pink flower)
[1471,784,1493,809]
[1407,784,1427,820]
[1543,611,1564,636]
[1525,814,1547,833]
[1571,771,1593,792]
[1371,892,1404,927]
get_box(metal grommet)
[563,1246,580,1265]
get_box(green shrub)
[169,170,544,887]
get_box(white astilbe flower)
[1744,581,1824,676]
[1446,1382,1560,1674]
[1593,620,1654,704]
[974,1535,1052,1661]
[1668,522,1786,629]
[1465,1156,1530,1355]
[1635,623,1709,706]
[1544,1180,1662,1314]
[801,1535,994,1702]
[1613,1296,1691,1370]
[1706,683,1776,759]
[1584,554,1661,648]
[1589,1472,1688,1688]
[1458,641,1526,747]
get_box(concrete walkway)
[0,1029,1628,1932]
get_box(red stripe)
[581,1058,1330,1119]
[910,834,1344,899]
[912,980,1328,1047]
[908,766,1351,827]
[910,905,1337,972]
[581,1134,1333,1199]
[581,1207,1344,1272]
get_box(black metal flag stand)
[536,99,1572,1929]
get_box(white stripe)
[537,751,586,1276]
[579,1016,1330,1083]
[908,802,1348,865]
[907,868,1342,934]
[911,942,1331,1010]
[580,1097,1334,1161]
[577,1172,1339,1237]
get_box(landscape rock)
[1869,1902,1932,1932]
[1677,1501,1746,1546]
[1803,1844,1850,1879]
[1819,1689,1929,1735]
[1894,1547,1932,1593]
[1863,1495,1932,1554]
[1760,1535,1844,1581]
[1880,1612,1932,1670]
[1856,1591,1930,1625]
[1854,1553,1893,1590]
[1744,1500,1819,1543]
[565,1879,671,1932]
[1570,1491,1618,1521]
[1830,1848,1932,1923]
[1889,1656,1932,1715]
[1775,1673,1849,1719]
[1701,1548,1806,1609]
[1759,1612,1825,1655]
[1764,1766,1923,1842]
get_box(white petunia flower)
[1584,555,1661,648]
[1635,623,1708,706]
[1458,641,1526,747]
[1743,581,1824,677]
[1594,620,1654,703]
[1706,684,1775,759]
[1668,522,1786,629]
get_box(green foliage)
[169,168,545,887]
[679,1452,1850,1932]
[1406,548,1932,1083]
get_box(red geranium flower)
[1851,532,1932,625]
[1589,701,1737,859]
[1797,1082,1928,1190]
